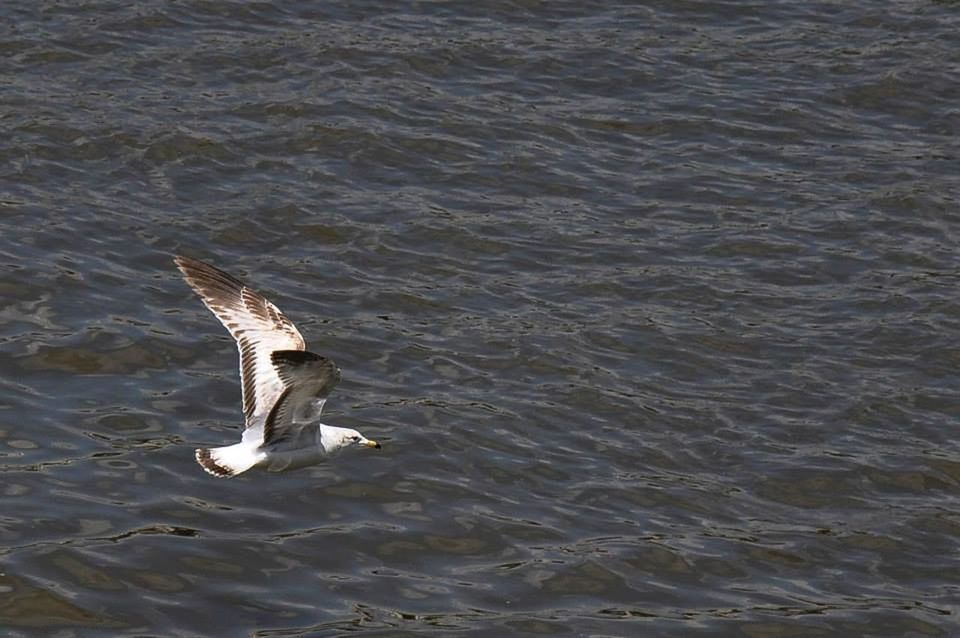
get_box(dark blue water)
[2,2,959,636]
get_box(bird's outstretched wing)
[263,350,341,444]
[174,256,306,426]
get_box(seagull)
[174,255,380,478]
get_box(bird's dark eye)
[351,436,360,442]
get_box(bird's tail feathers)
[195,443,260,478]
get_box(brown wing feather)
[263,350,341,444]
[174,256,306,425]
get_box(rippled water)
[3,1,959,636]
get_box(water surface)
[2,1,959,636]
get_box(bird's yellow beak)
[364,440,382,449]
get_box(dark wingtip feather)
[174,255,247,293]
[270,350,328,366]
[270,350,340,387]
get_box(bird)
[174,255,380,478]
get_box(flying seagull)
[174,255,380,478]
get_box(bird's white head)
[321,425,381,454]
